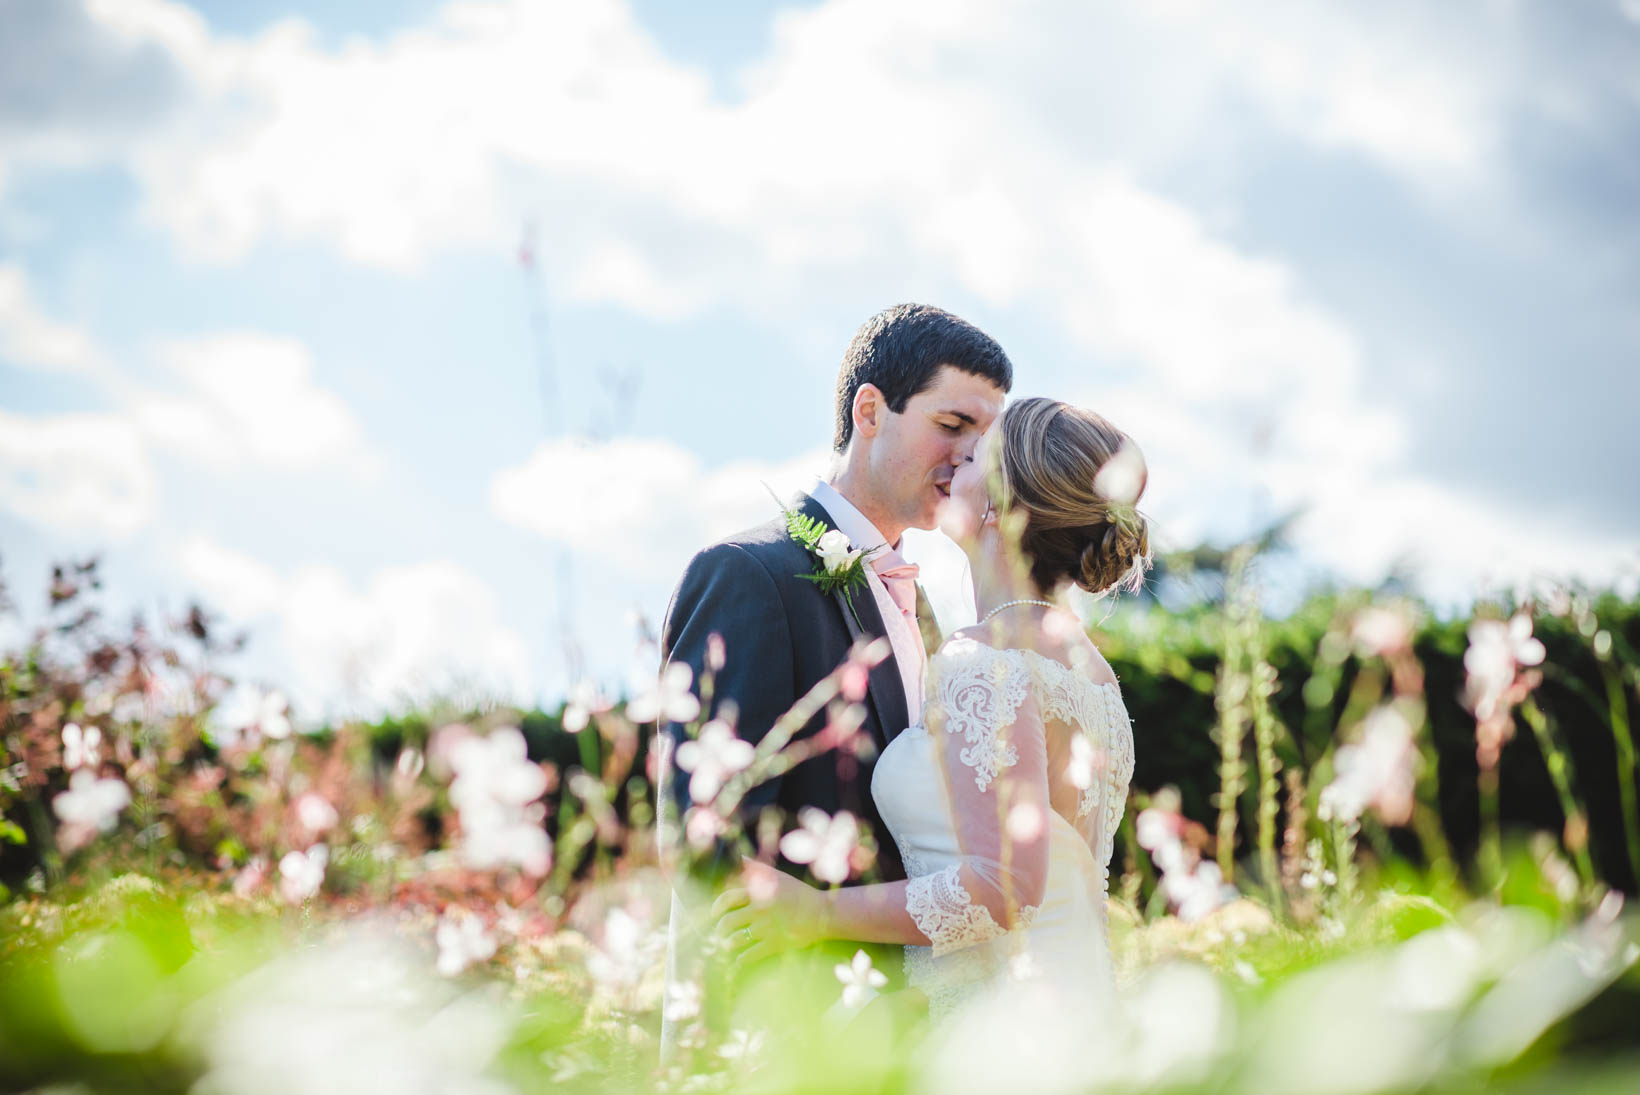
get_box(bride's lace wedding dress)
[871,635,1135,1019]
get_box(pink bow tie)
[870,546,920,619]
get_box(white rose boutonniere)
[814,529,860,574]
[765,486,879,630]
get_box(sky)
[1,0,1637,720]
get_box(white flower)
[780,807,860,885]
[215,687,293,744]
[585,907,664,991]
[446,727,551,873]
[278,844,328,903]
[435,910,497,977]
[1092,439,1146,505]
[294,792,339,836]
[663,980,702,1023]
[718,1028,765,1061]
[1464,614,1545,719]
[445,728,551,876]
[61,723,102,770]
[562,680,612,733]
[815,528,860,574]
[395,748,425,780]
[834,949,887,1009]
[1353,605,1414,657]
[1067,733,1099,791]
[1162,859,1238,922]
[52,770,130,831]
[626,663,701,724]
[1135,806,1182,853]
[675,719,754,805]
[459,814,551,876]
[1006,803,1045,841]
[449,728,547,810]
[1319,706,1418,825]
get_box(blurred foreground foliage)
[1,555,1638,1092]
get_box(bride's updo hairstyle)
[994,397,1151,596]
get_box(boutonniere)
[767,487,879,629]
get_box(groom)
[657,304,1010,1029]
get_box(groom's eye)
[938,421,962,433]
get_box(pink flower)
[232,857,267,898]
[683,805,727,851]
[563,681,613,733]
[294,792,338,837]
[278,844,328,903]
[1352,605,1414,658]
[779,807,860,884]
[840,663,870,703]
[1006,803,1045,841]
[1161,859,1238,922]
[675,719,754,805]
[627,663,701,725]
[1464,614,1545,720]
[1319,706,1419,826]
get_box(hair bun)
[997,397,1153,597]
[1076,517,1149,595]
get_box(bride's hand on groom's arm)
[711,859,829,966]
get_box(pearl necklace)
[979,598,1056,624]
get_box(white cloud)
[490,436,829,581]
[68,0,1516,285]
[178,536,532,715]
[0,409,156,537]
[4,0,1628,637]
[177,534,282,618]
[1160,0,1494,182]
[0,263,110,375]
[134,332,380,478]
[1079,384,1634,605]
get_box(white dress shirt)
[808,479,927,726]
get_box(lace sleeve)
[904,639,1048,952]
[931,638,1032,792]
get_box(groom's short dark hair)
[833,303,1013,452]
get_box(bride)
[715,396,1149,1020]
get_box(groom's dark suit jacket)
[659,492,912,886]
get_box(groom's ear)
[853,383,884,440]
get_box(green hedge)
[1097,590,1640,891]
[353,591,1640,892]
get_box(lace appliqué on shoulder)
[1026,653,1136,824]
[931,639,1030,792]
[906,864,1034,957]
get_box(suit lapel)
[797,493,910,749]
[913,582,943,657]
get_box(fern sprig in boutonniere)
[766,486,880,630]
